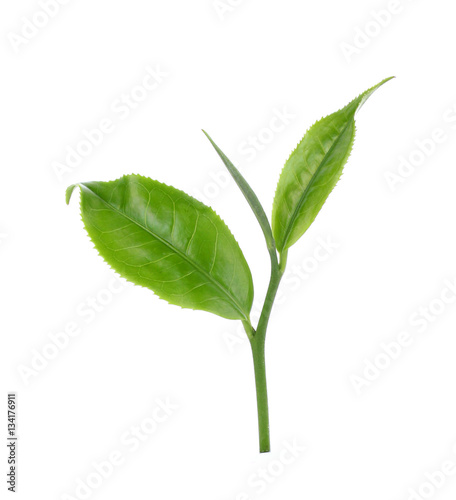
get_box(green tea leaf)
[67,175,254,322]
[272,77,393,253]
[202,130,276,254]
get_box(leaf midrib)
[280,119,353,251]
[83,184,250,322]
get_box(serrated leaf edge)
[67,174,254,323]
[272,77,393,252]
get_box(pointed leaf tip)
[272,77,393,253]
[66,184,78,205]
[352,76,395,116]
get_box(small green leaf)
[202,130,276,254]
[272,77,394,253]
[67,175,254,322]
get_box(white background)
[2,0,456,499]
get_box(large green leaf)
[66,175,254,322]
[272,77,393,253]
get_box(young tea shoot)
[67,77,393,453]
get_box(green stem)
[250,334,269,452]
[206,128,290,451]
[248,248,287,453]
[199,133,299,451]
